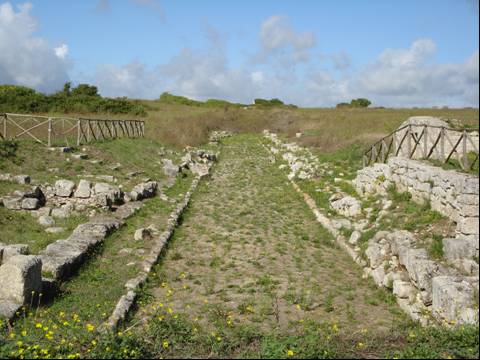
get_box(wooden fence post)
[440,127,445,162]
[77,119,81,146]
[407,125,412,158]
[462,130,468,170]
[423,125,428,158]
[47,118,52,147]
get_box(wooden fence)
[363,124,479,171]
[0,113,145,147]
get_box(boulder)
[163,159,179,177]
[21,197,40,210]
[38,215,55,227]
[189,162,209,177]
[443,237,479,261]
[366,243,387,268]
[55,179,75,197]
[93,183,123,207]
[51,207,70,219]
[432,276,479,325]
[134,228,153,241]
[349,230,362,245]
[330,196,362,217]
[0,255,42,304]
[393,280,415,299]
[129,181,158,201]
[2,195,23,210]
[371,265,386,286]
[74,180,92,198]
[12,175,30,184]
[0,244,29,263]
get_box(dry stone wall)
[264,130,479,326]
[354,156,479,240]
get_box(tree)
[350,98,371,108]
[62,82,71,96]
[71,84,99,97]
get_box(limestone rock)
[45,227,65,234]
[74,179,92,198]
[330,195,362,218]
[2,195,23,210]
[51,207,70,218]
[38,215,55,227]
[55,179,75,197]
[349,230,362,245]
[72,153,88,160]
[366,243,388,268]
[129,181,158,201]
[0,255,42,304]
[0,244,29,263]
[134,228,152,241]
[21,197,40,210]
[163,159,179,177]
[393,280,415,299]
[13,175,30,184]
[432,276,479,325]
[189,162,209,177]
[443,237,479,261]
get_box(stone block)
[443,237,479,261]
[74,180,92,198]
[432,276,479,325]
[0,255,42,304]
[55,179,75,197]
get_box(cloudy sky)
[0,0,478,107]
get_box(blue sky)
[0,0,478,107]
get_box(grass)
[2,301,477,359]
[0,137,184,251]
[0,170,194,355]
[0,208,87,253]
[0,103,478,358]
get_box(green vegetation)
[336,98,372,108]
[0,87,478,358]
[0,84,146,116]
[158,92,246,108]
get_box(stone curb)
[99,170,210,332]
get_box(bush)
[336,98,372,108]
[0,84,146,116]
[254,98,286,107]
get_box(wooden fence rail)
[363,124,479,171]
[0,113,145,147]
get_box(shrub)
[254,98,286,107]
[0,84,146,116]
[336,98,372,108]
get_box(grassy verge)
[0,170,193,356]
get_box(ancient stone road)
[140,134,401,332]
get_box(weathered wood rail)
[363,124,479,171]
[0,113,145,147]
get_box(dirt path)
[139,134,402,333]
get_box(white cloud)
[54,44,69,59]
[255,15,316,66]
[3,6,476,109]
[356,39,479,107]
[91,60,161,98]
[0,2,69,92]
